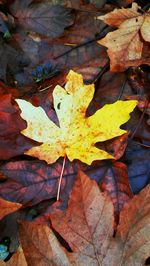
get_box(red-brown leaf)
[51,171,114,263]
[0,198,21,220]
[0,94,36,160]
[10,1,74,38]
[0,160,77,205]
[100,161,133,224]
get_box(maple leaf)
[10,0,74,38]
[97,3,150,71]
[50,172,150,266]
[18,172,150,266]
[16,70,137,165]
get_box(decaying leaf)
[10,1,74,38]
[0,94,37,160]
[100,161,133,225]
[0,160,77,205]
[98,3,150,71]
[102,183,150,266]
[51,170,114,265]
[19,221,72,266]
[0,198,21,220]
[16,70,137,165]
[18,171,150,266]
[50,172,150,266]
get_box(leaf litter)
[0,0,150,264]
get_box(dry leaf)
[0,198,22,220]
[102,183,150,265]
[16,70,137,165]
[100,161,133,225]
[10,1,74,38]
[16,172,150,265]
[19,221,72,266]
[51,170,114,265]
[98,3,150,71]
[49,172,150,266]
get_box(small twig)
[117,74,128,100]
[94,60,110,84]
[129,139,150,149]
[37,84,52,92]
[57,155,66,201]
[54,25,110,60]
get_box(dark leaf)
[0,94,36,160]
[125,142,150,194]
[0,198,21,220]
[0,38,30,82]
[19,221,70,266]
[100,161,133,224]
[10,1,74,38]
[0,159,77,205]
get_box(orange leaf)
[18,173,150,265]
[51,171,114,264]
[0,198,22,220]
[98,3,150,71]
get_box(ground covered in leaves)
[0,0,150,265]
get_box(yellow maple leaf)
[97,3,150,71]
[16,70,137,165]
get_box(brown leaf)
[100,161,133,225]
[19,221,72,266]
[102,184,150,265]
[0,37,30,82]
[0,198,21,220]
[0,159,77,205]
[10,1,74,38]
[17,173,150,265]
[98,133,128,160]
[98,3,150,71]
[0,94,36,160]
[51,176,150,266]
[51,171,114,264]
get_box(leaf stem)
[57,155,66,201]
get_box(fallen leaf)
[0,211,26,254]
[0,94,26,136]
[98,3,150,71]
[10,1,74,38]
[38,39,107,80]
[16,70,137,165]
[50,172,150,266]
[0,160,77,205]
[125,142,150,194]
[0,198,21,220]
[100,161,133,224]
[0,94,37,160]
[0,37,30,81]
[103,183,150,265]
[51,170,114,264]
[98,133,128,160]
[19,221,72,266]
